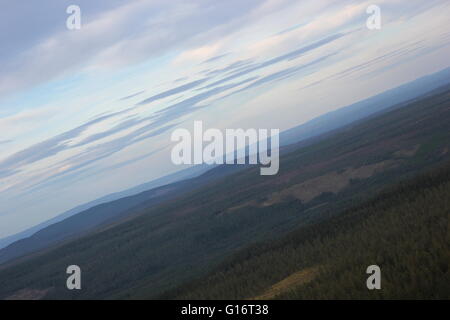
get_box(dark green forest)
[166,162,450,299]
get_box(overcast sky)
[0,0,449,238]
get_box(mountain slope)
[0,163,238,265]
[0,163,213,251]
[168,161,450,300]
[2,67,449,257]
[0,85,448,299]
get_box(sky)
[0,0,449,238]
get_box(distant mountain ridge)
[280,67,450,146]
[0,164,212,250]
[0,162,249,265]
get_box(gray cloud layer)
[0,25,349,184]
[0,0,269,98]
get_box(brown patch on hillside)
[5,288,51,300]
[264,160,399,206]
[251,267,319,300]
[227,200,259,213]
[226,160,399,213]
[393,144,420,158]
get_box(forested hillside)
[0,86,449,300]
[166,162,450,299]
